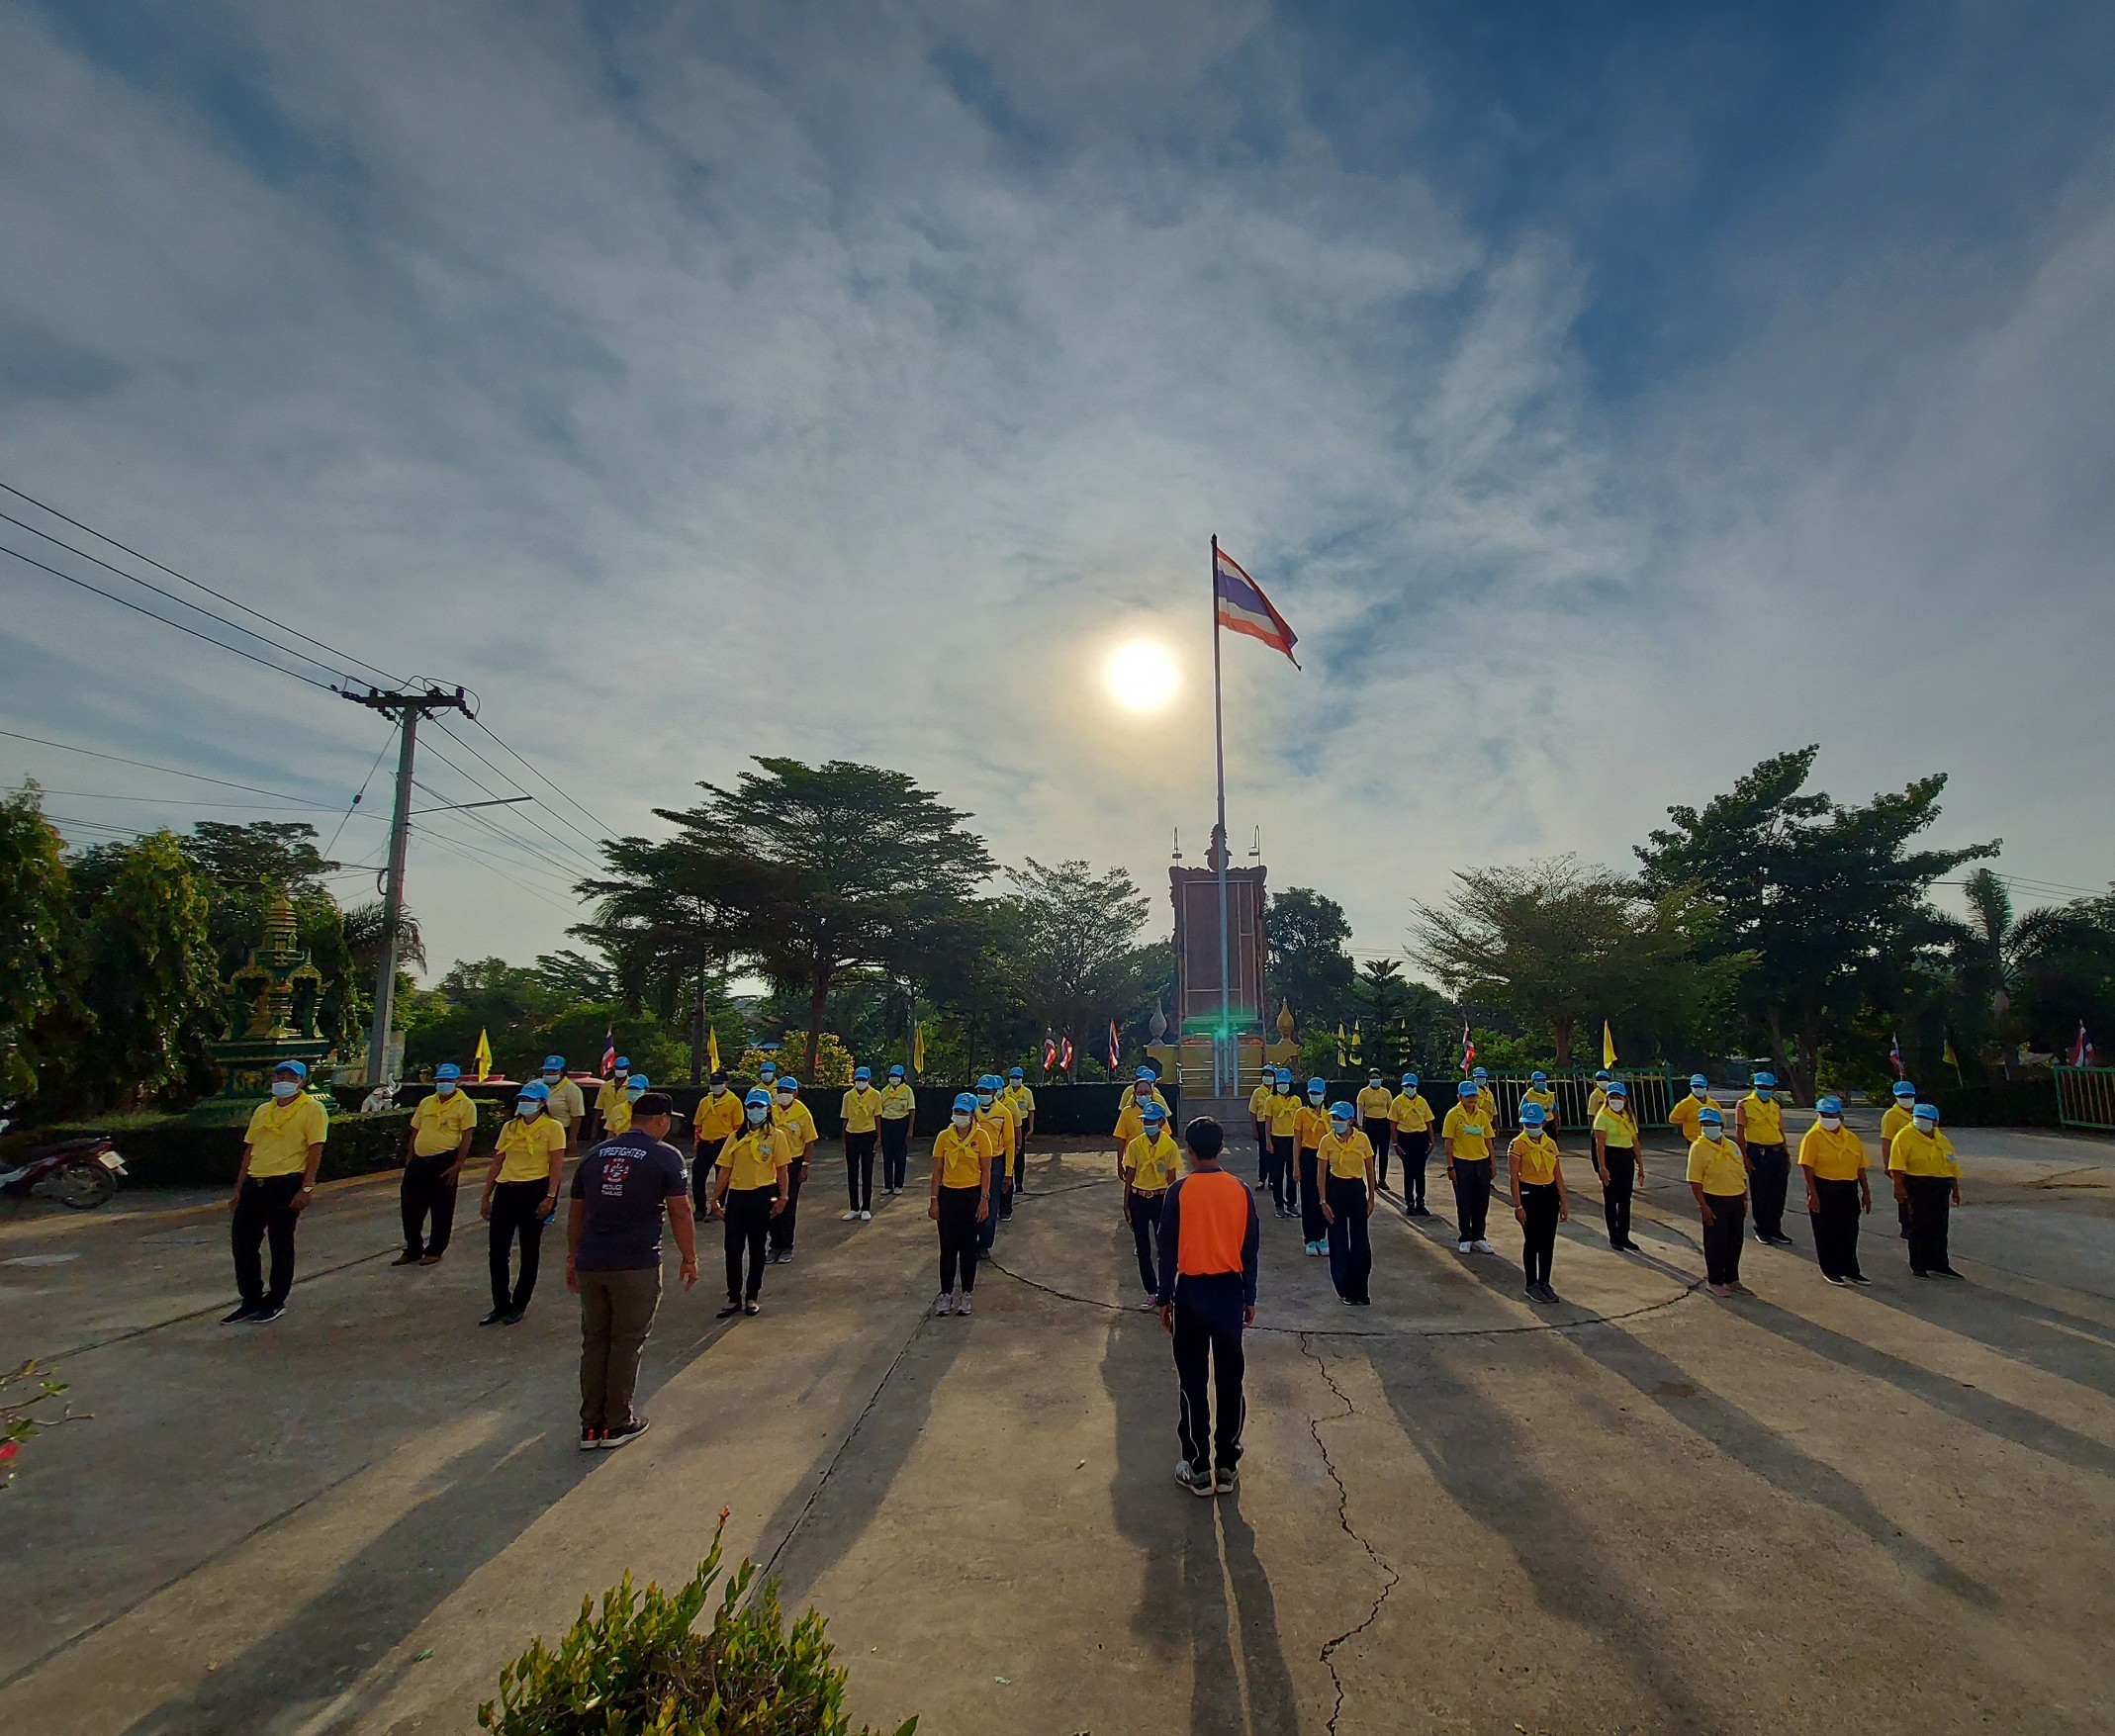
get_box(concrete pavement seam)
[1297,1331,1401,1736]
[46,1244,400,1360]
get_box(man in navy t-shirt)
[567,1090,697,1449]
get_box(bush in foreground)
[478,1515,915,1736]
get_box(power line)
[323,724,398,860]
[0,726,340,803]
[410,772,591,882]
[412,819,584,893]
[32,789,339,810]
[411,826,583,916]
[467,712,615,841]
[417,735,602,870]
[428,718,606,858]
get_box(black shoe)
[246,1303,285,1324]
[716,1299,743,1319]
[479,1309,508,1325]
[744,1300,761,1316]
[504,1309,526,1325]
[1932,1266,1965,1280]
[223,1303,259,1324]
[600,1417,650,1449]
[1213,1465,1239,1495]
[391,1250,421,1266]
[1849,1273,1873,1286]
[578,1426,602,1451]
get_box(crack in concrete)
[1297,1331,1400,1736]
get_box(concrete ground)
[4,1115,2114,1735]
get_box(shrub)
[478,1514,914,1736]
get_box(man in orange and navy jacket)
[1155,1116,1261,1498]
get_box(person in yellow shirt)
[1520,1071,1559,1135]
[707,1089,791,1317]
[1881,1079,1919,1238]
[840,1065,883,1222]
[1121,1101,1183,1307]
[602,1070,648,1139]
[1317,1102,1377,1305]
[1592,1078,1644,1251]
[929,1092,994,1315]
[1263,1068,1304,1220]
[1294,1077,1332,1255]
[536,1054,588,1152]
[1441,1080,1498,1254]
[1586,1069,1614,1120]
[1469,1066,1499,1125]
[592,1055,632,1142]
[877,1063,917,1194]
[1113,1066,1170,1145]
[1390,1073,1435,1216]
[1797,1095,1871,1286]
[768,1076,819,1263]
[1686,1106,1749,1297]
[1000,1066,1037,1219]
[690,1073,747,1214]
[399,1061,478,1266]
[1735,1071,1795,1248]
[227,1060,328,1324]
[1668,1074,1712,1147]
[972,1074,1018,1252]
[1247,1075,1275,1184]
[1887,1102,1962,1279]
[1355,1069,1395,1191]
[480,1079,568,1324]
[1509,1103,1569,1305]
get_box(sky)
[3,0,2112,982]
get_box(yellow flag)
[1602,1021,1616,1070]
[1335,1023,1347,1068]
[706,1026,722,1073]
[911,1020,925,1072]
[1942,1035,1961,1067]
[474,1027,494,1082]
[1350,1021,1363,1062]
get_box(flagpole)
[1212,534,1232,1098]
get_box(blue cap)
[1753,1072,1776,1089]
[777,1076,798,1091]
[275,1059,308,1079]
[953,1091,978,1113]
[1817,1096,1843,1115]
[854,1065,871,1080]
[1142,1101,1167,1124]
[1141,1060,1159,1076]
[1457,1080,1479,1098]
[1307,1076,1327,1094]
[1608,1079,1628,1097]
[614,1055,630,1068]
[1008,1066,1025,1079]
[517,1080,550,1101]
[1401,1072,1419,1087]
[1276,1068,1292,1085]
[1530,1071,1547,1083]
[745,1087,771,1106]
[1329,1100,1354,1122]
[1472,1066,1488,1081]
[889,1063,905,1076]
[1595,1069,1611,1082]
[1699,1105,1722,1125]
[543,1054,566,1070]
[626,1074,649,1091]
[1136,1067,1153,1082]
[1913,1102,1940,1122]
[1691,1073,1708,1090]
[1520,1103,1546,1127]
[1892,1079,1916,1097]
[434,1062,461,1081]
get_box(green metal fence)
[2054,1065,2115,1132]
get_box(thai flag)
[600,1025,616,1077]
[1215,545,1300,667]
[1058,1034,1074,1074]
[1459,1021,1475,1073]
[2071,1023,2095,1068]
[1888,1033,1904,1077]
[1042,1034,1058,1075]
[1108,1018,1122,1072]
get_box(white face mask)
[271,1080,300,1101]
[1701,1125,1722,1142]
[1819,1115,1843,1131]
[952,1112,972,1131]
[709,1083,726,1096]
[434,1081,457,1097]
[614,1070,629,1083]
[517,1101,542,1118]
[856,1081,871,1091]
[776,1091,795,1106]
[745,1105,768,1125]
[977,1092,995,1108]
[1914,1116,1937,1135]
[1331,1122,1351,1140]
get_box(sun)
[1105,638,1180,713]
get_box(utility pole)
[342,685,473,1087]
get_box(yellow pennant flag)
[1602,1021,1616,1070]
[1335,1023,1348,1068]
[474,1027,494,1082]
[1350,1021,1363,1063]
[911,1019,925,1073]
[706,1026,721,1073]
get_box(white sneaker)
[1457,1240,1473,1253]
[958,1293,973,1316]
[842,1210,861,1221]
[859,1210,872,1221]
[1474,1239,1498,1255]
[934,1292,954,1316]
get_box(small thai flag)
[1108,1018,1122,1073]
[1460,1021,1475,1073]
[2071,1023,2096,1068]
[1215,545,1300,667]
[1888,1033,1904,1077]
[1042,1035,1058,1075]
[600,1026,616,1078]
[1058,1034,1075,1073]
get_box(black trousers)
[1252,1123,1268,1187]
[1450,1157,1493,1240]
[1601,1146,1637,1245]
[1298,1151,1325,1242]
[1264,1134,1295,1213]
[1519,1180,1560,1286]
[723,1185,774,1300]
[401,1153,459,1257]
[770,1159,806,1254]
[880,1118,910,1190]
[1701,1192,1747,1285]
[231,1173,303,1308]
[1397,1132,1430,1210]
[1325,1174,1372,1303]
[692,1138,726,1212]
[1128,1189,1166,1293]
[845,1130,877,1211]
[1904,1174,1955,1274]
[1362,1120,1393,1188]
[978,1162,1009,1253]
[1748,1143,1792,1239]
[1807,1176,1865,1279]
[1172,1273,1246,1472]
[488,1179,550,1313]
[938,1185,981,1292]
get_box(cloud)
[2,0,2110,981]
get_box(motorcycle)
[0,1132,129,1210]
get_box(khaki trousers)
[578,1266,663,1430]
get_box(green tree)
[1347,959,1458,1077]
[581,759,993,1078]
[1635,746,1997,1101]
[1411,855,1745,1068]
[1264,886,1356,1038]
[1005,860,1161,1074]
[0,784,78,1097]
[2007,894,2115,1058]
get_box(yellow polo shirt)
[411,1088,478,1157]
[495,1113,566,1182]
[1390,1092,1433,1133]
[1687,1135,1747,1196]
[243,1092,328,1178]
[1113,1085,1169,1142]
[1440,1103,1493,1160]
[603,1097,633,1137]
[1001,1084,1037,1130]
[1798,1122,1867,1181]
[933,1124,991,1189]
[773,1098,819,1153]
[718,1125,791,1191]
[1740,1093,1786,1145]
[1318,1127,1375,1180]
[1521,1085,1558,1127]
[1265,1093,1304,1138]
[1669,1094,1711,1143]
[976,1103,1017,1176]
[1355,1084,1394,1121]
[1510,1131,1561,1186]
[693,1089,747,1142]
[1881,1104,1916,1149]
[841,1085,882,1135]
[1124,1130,1183,1192]
[1593,1105,1639,1149]
[1887,1126,1958,1178]
[1294,1102,1331,1151]
[1247,1083,1274,1123]
[878,1081,916,1120]
[544,1076,586,1129]
[1587,1086,1610,1119]
[595,1077,630,1115]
